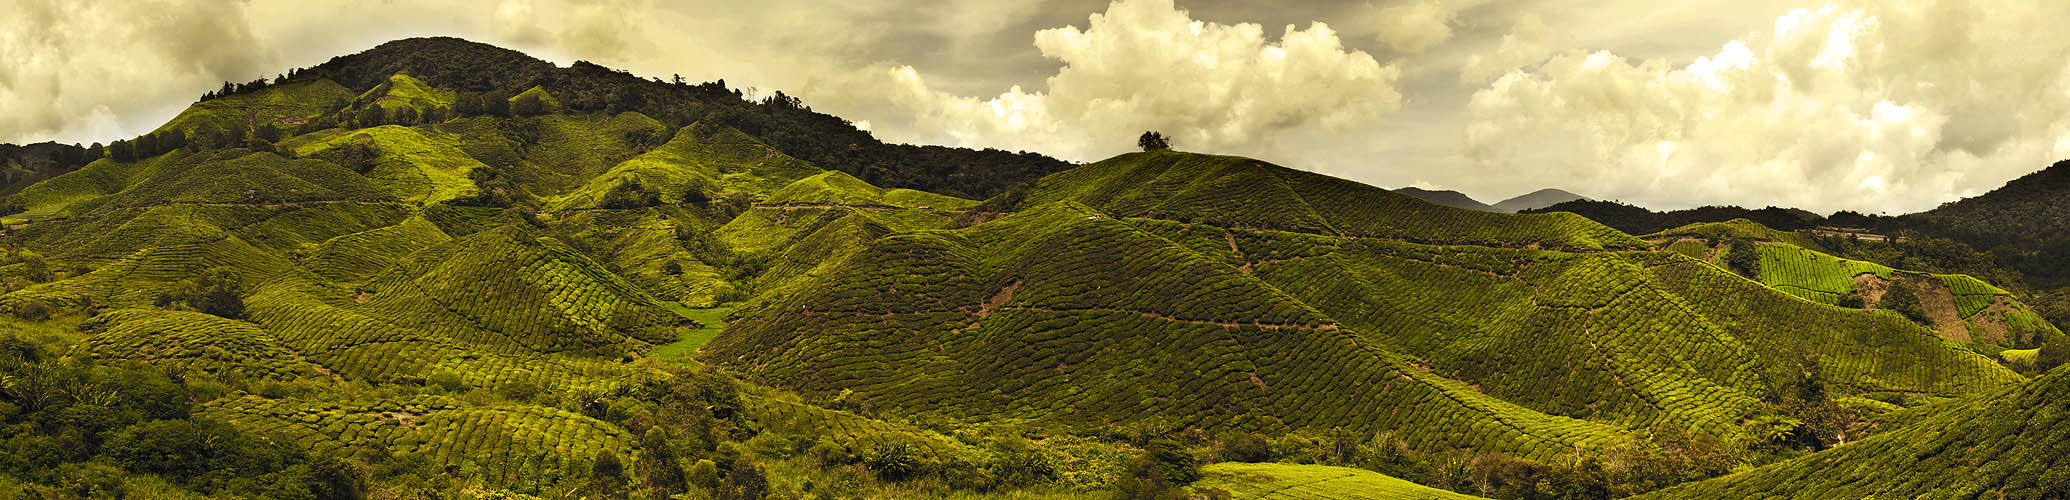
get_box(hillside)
[1635,364,2070,499]
[1648,220,2064,370]
[1493,188,1587,213]
[0,37,2063,500]
[1393,187,1499,212]
[285,37,1074,200]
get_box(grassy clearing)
[294,125,484,203]
[1197,462,1488,500]
[650,303,731,366]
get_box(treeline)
[0,143,99,198]
[1525,200,1824,235]
[196,68,303,102]
[283,37,1072,200]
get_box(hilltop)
[1393,187,1499,212]
[1492,188,1587,213]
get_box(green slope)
[708,202,1641,462]
[1013,151,1645,250]
[350,73,457,115]
[1635,365,2070,499]
[151,79,357,144]
[1648,219,2063,351]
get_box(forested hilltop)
[0,38,2064,500]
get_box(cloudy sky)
[6,0,2069,214]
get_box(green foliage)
[1725,238,1760,277]
[1112,440,1198,500]
[1635,366,2070,499]
[1138,131,1172,151]
[2040,337,2070,372]
[1015,151,1646,250]
[1878,283,1929,324]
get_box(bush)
[1725,238,1760,277]
[54,462,127,499]
[1218,432,1272,462]
[716,459,767,500]
[687,459,720,490]
[862,439,919,481]
[14,300,51,321]
[2039,336,2070,372]
[1112,439,1198,499]
[1878,284,1930,324]
[989,437,1055,487]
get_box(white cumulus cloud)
[883,0,1404,162]
[0,0,277,145]
[1373,0,1455,53]
[1459,13,1565,83]
[1464,0,2070,214]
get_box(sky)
[5,0,2069,215]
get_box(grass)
[650,303,731,366]
[1197,462,1488,499]
[293,125,484,203]
[151,79,357,141]
[354,73,457,114]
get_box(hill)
[1492,188,1587,213]
[712,151,2027,488]
[1393,187,1499,212]
[0,37,2062,500]
[1648,220,2064,365]
[1891,160,2070,288]
[1526,199,1824,235]
[1635,364,2070,499]
[286,37,1073,200]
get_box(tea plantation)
[0,38,2063,499]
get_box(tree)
[2038,336,2069,372]
[1725,238,1760,278]
[1877,283,1929,324]
[1138,131,1172,151]
[511,92,545,116]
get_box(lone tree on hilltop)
[1138,131,1171,151]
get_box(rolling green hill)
[1648,220,2064,357]
[0,38,2063,500]
[1635,364,2070,500]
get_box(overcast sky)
[6,0,2069,214]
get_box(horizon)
[6,0,2069,214]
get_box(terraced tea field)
[1,40,2064,499]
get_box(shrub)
[1218,432,1272,462]
[14,300,51,321]
[1725,238,1760,277]
[686,459,720,490]
[1878,284,1929,324]
[989,437,1055,487]
[54,462,127,499]
[2039,336,2070,372]
[716,459,767,500]
[498,379,540,402]
[862,439,919,480]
